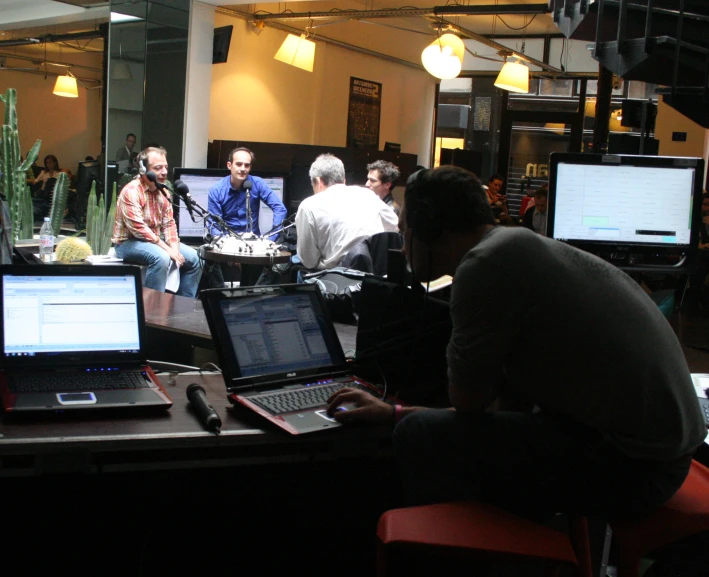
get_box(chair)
[519,196,533,218]
[339,232,403,276]
[609,459,709,577]
[376,501,593,577]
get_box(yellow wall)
[0,71,103,172]
[656,96,708,159]
[209,15,436,164]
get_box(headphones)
[406,169,443,244]
[138,154,147,176]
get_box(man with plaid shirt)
[112,146,202,297]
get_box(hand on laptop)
[326,387,392,424]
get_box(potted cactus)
[0,88,41,242]
[85,181,117,255]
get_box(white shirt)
[296,183,399,270]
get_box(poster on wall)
[346,77,382,149]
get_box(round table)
[199,246,291,286]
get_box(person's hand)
[702,216,709,226]
[326,387,393,425]
[167,246,185,267]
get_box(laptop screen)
[201,285,348,387]
[1,271,142,361]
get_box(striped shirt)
[112,177,179,246]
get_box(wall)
[1,70,103,173]
[655,97,708,162]
[209,14,436,166]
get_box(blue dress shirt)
[207,175,287,240]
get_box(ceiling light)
[111,60,132,81]
[111,12,143,24]
[53,73,78,98]
[421,33,464,80]
[494,58,529,93]
[274,33,315,72]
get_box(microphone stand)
[245,190,253,235]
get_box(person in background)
[484,173,512,224]
[31,155,72,221]
[295,154,399,271]
[521,186,548,236]
[327,165,705,522]
[115,133,136,163]
[366,160,401,216]
[112,146,202,298]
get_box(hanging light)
[53,71,78,98]
[111,33,133,81]
[274,33,315,72]
[421,33,464,80]
[494,57,529,94]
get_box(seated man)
[112,146,202,298]
[366,159,401,216]
[208,147,286,240]
[328,166,705,521]
[295,154,399,271]
[521,185,548,235]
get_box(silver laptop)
[0,265,172,413]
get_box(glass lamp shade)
[111,60,132,81]
[274,33,315,72]
[494,60,529,93]
[53,74,79,98]
[421,44,462,80]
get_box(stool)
[609,459,709,577]
[376,501,593,577]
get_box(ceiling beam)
[0,29,103,49]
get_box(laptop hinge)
[229,370,351,393]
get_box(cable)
[149,360,201,372]
[496,13,537,31]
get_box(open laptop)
[200,284,385,435]
[0,265,172,413]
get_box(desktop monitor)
[172,168,289,245]
[547,153,704,268]
[384,142,401,153]
[212,25,233,64]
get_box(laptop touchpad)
[57,392,97,405]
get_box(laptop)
[200,284,386,435]
[0,265,172,413]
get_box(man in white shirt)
[295,154,399,270]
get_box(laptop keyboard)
[250,378,374,415]
[9,371,150,393]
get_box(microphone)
[186,383,222,433]
[174,179,197,222]
[243,179,253,193]
[144,170,169,197]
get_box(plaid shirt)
[112,177,179,246]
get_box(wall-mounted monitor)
[547,153,704,268]
[172,168,289,245]
[212,25,233,64]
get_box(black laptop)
[0,265,172,413]
[200,284,385,435]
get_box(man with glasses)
[208,147,287,240]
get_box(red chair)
[519,196,533,217]
[376,501,593,577]
[609,459,709,577]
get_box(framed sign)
[346,77,382,148]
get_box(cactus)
[56,237,93,261]
[0,88,41,241]
[48,171,69,239]
[85,181,117,255]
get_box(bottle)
[39,217,54,262]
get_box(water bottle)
[39,217,54,262]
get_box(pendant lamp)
[274,33,316,72]
[53,72,79,98]
[421,33,464,80]
[494,58,529,94]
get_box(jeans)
[115,239,202,298]
[393,409,692,521]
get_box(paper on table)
[86,255,123,264]
[166,259,180,292]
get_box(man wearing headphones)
[295,154,398,271]
[112,146,202,298]
[327,166,705,521]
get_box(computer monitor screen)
[547,153,704,263]
[76,160,100,196]
[172,168,288,244]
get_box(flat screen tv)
[547,153,704,269]
[172,168,289,245]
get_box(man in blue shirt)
[207,147,286,240]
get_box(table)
[199,245,291,286]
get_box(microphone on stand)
[145,170,170,198]
[243,179,253,235]
[173,179,197,222]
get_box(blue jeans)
[115,239,202,298]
